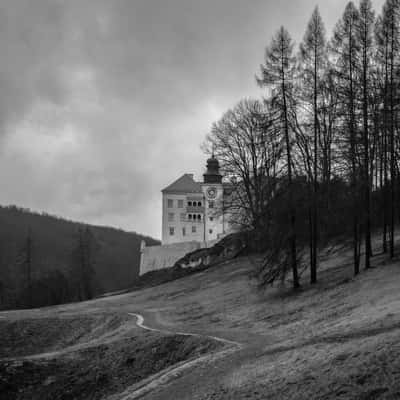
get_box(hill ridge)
[0,204,160,309]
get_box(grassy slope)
[1,238,400,399]
[0,313,220,400]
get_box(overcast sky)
[0,0,385,239]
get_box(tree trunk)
[362,25,371,270]
[349,27,360,275]
[282,63,299,289]
[311,44,318,284]
[389,16,396,258]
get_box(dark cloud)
[0,0,385,237]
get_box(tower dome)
[203,154,222,183]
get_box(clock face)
[206,187,217,199]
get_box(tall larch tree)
[357,0,375,269]
[375,7,391,253]
[331,1,361,275]
[299,6,327,283]
[257,26,300,289]
[385,0,400,258]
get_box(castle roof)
[162,174,202,194]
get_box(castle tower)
[203,154,222,184]
[202,155,224,243]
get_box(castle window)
[188,201,192,207]
[209,201,214,208]
[182,227,186,236]
[167,199,173,208]
[169,227,175,236]
[197,214,201,220]
[209,229,213,234]
[192,226,196,233]
[168,212,174,222]
[178,199,184,208]
[197,201,202,207]
[188,214,192,220]
[209,217,214,222]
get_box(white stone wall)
[139,241,201,275]
[139,235,233,276]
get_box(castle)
[161,155,230,245]
[140,156,234,275]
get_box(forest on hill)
[0,205,159,310]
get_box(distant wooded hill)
[0,205,159,309]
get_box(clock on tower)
[206,186,217,199]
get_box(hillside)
[1,237,400,399]
[0,205,159,309]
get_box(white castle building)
[161,155,229,245]
[140,156,234,275]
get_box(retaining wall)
[139,241,202,275]
[139,233,242,276]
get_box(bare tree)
[375,7,391,253]
[331,1,361,274]
[206,99,283,248]
[16,228,34,307]
[299,6,327,283]
[257,26,300,289]
[71,226,97,300]
[357,0,375,269]
[385,0,400,257]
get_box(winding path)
[113,312,243,400]
[128,312,242,347]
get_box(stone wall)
[139,241,202,275]
[139,233,245,276]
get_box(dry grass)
[1,236,400,399]
[0,316,220,400]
